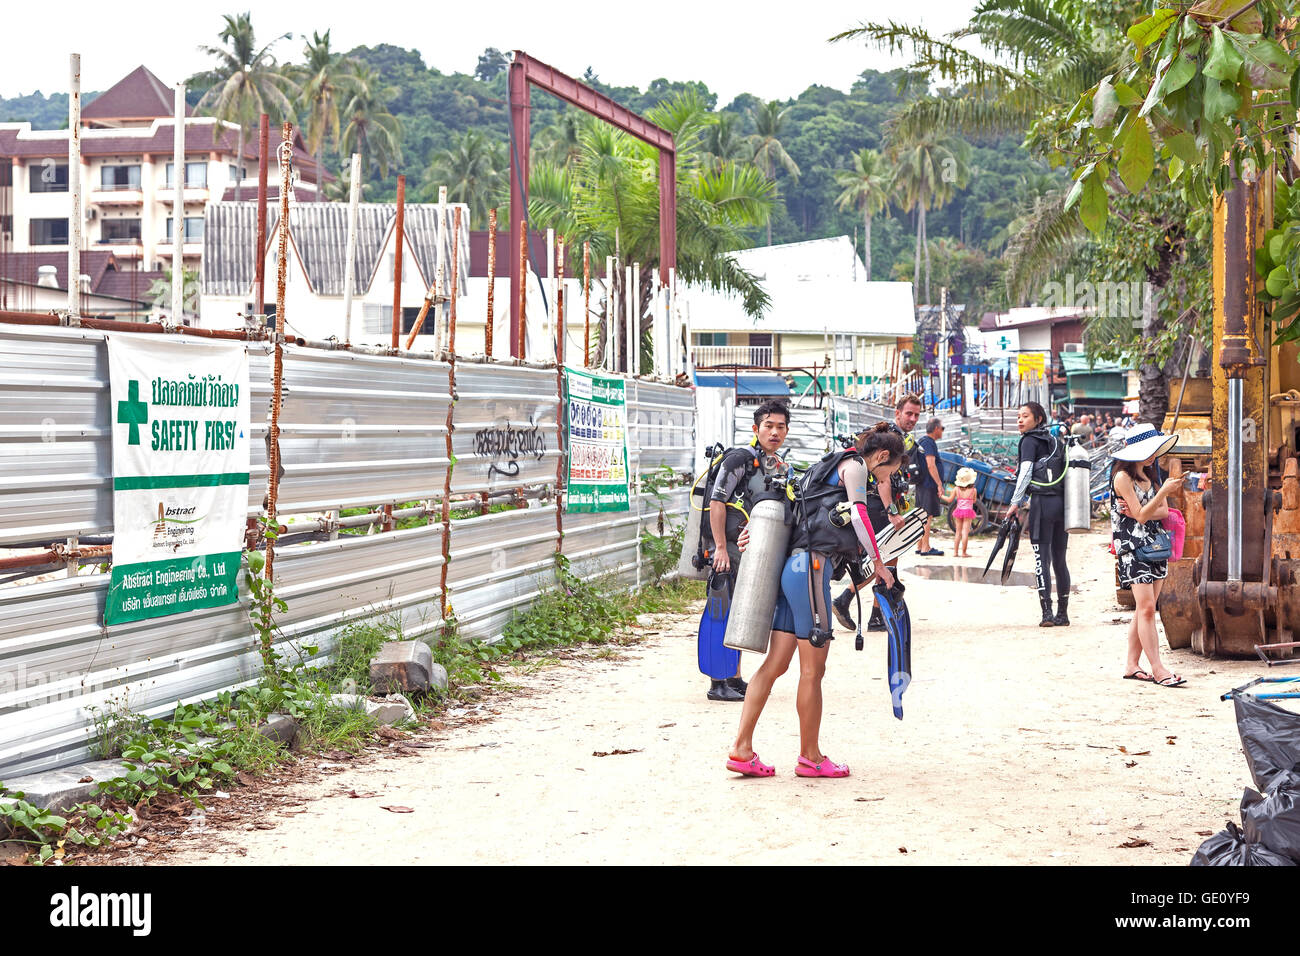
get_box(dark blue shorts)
[772,551,833,640]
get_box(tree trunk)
[913,208,922,307]
[1138,284,1169,427]
[922,205,931,307]
[864,210,872,282]
[234,126,245,202]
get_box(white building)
[0,66,321,317]
[684,236,915,395]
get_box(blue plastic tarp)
[693,372,791,397]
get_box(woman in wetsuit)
[1007,401,1071,627]
[726,423,905,779]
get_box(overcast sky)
[4,1,981,103]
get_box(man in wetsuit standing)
[831,393,922,631]
[702,400,791,700]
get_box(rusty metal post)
[448,206,461,357]
[266,123,293,584]
[556,236,565,367]
[517,219,528,358]
[391,174,406,350]
[583,242,591,368]
[255,113,269,317]
[486,207,497,357]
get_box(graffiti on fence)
[473,417,548,481]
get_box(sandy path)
[115,528,1266,865]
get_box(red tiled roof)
[0,250,154,302]
[81,66,191,123]
[0,121,321,182]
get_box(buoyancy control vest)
[1023,425,1068,497]
[693,438,792,564]
[790,448,866,559]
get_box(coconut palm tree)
[294,30,352,202]
[426,129,505,228]
[339,62,402,180]
[835,148,892,281]
[195,12,297,202]
[890,130,969,306]
[703,113,749,171]
[748,100,800,245]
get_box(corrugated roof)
[0,250,156,304]
[1059,351,1130,374]
[202,201,470,298]
[81,66,190,123]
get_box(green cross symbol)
[117,379,148,446]
[998,336,1011,350]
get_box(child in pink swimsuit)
[941,467,979,558]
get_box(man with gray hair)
[914,417,945,556]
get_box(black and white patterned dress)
[1111,475,1168,588]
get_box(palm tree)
[339,62,402,180]
[748,100,800,245]
[890,130,969,306]
[195,12,297,202]
[426,129,505,228]
[703,113,749,170]
[294,30,352,202]
[147,266,201,319]
[527,91,775,367]
[534,111,584,169]
[834,148,891,281]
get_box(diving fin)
[697,603,740,679]
[983,515,1014,579]
[1000,515,1022,585]
[699,571,740,679]
[872,580,912,720]
[706,569,733,619]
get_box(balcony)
[692,345,773,368]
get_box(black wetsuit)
[1012,427,1070,612]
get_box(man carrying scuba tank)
[693,400,792,701]
[831,393,922,632]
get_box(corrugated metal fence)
[0,325,695,777]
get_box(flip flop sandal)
[1123,670,1154,682]
[726,752,775,777]
[1154,674,1186,687]
[795,755,850,778]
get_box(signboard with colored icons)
[563,367,630,513]
[105,336,250,626]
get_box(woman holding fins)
[725,423,905,779]
[1007,401,1072,627]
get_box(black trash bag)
[1240,770,1300,863]
[1190,820,1297,866]
[1234,693,1300,791]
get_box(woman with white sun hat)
[1109,422,1186,688]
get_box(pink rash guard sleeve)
[840,458,884,565]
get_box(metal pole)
[605,255,615,370]
[625,264,633,375]
[1228,377,1243,582]
[556,236,565,366]
[172,82,185,324]
[342,152,361,345]
[684,300,696,381]
[486,207,497,358]
[632,262,640,376]
[255,114,269,317]
[583,241,591,368]
[448,205,461,357]
[68,54,81,321]
[546,227,555,361]
[668,266,677,380]
[267,124,293,583]
[517,220,528,358]
[391,174,405,350]
[436,186,448,351]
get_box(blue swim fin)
[698,602,740,679]
[873,580,912,720]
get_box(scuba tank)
[675,445,716,581]
[1064,436,1092,533]
[723,491,793,655]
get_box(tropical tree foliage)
[424,129,506,227]
[890,130,970,306]
[339,62,403,180]
[748,100,800,245]
[294,30,351,201]
[835,148,891,280]
[194,12,297,201]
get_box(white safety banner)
[104,336,250,626]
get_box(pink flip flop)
[795,755,850,778]
[726,752,775,777]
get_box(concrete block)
[257,713,299,748]
[1,758,132,812]
[370,640,437,694]
[328,693,415,726]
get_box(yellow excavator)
[1159,176,1300,659]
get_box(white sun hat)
[1110,422,1178,462]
